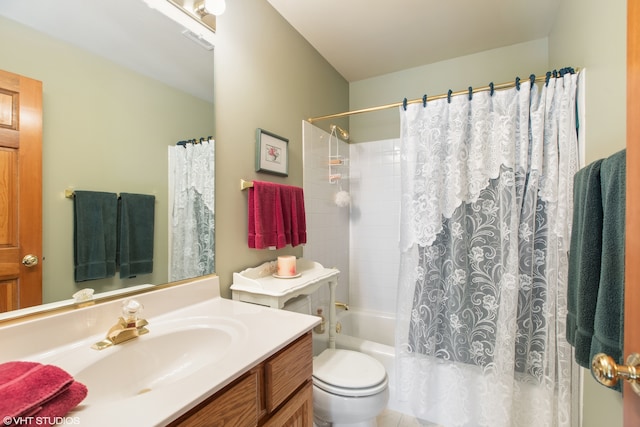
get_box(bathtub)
[312,308,411,416]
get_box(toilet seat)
[312,349,388,397]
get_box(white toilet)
[313,347,389,427]
[284,296,389,427]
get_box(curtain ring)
[423,94,427,107]
[515,77,521,90]
[545,71,552,87]
[529,74,536,88]
[468,87,473,101]
[447,89,452,103]
[402,98,408,111]
[489,82,494,96]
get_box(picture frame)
[255,128,289,176]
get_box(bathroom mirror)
[0,0,215,317]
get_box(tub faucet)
[91,299,149,350]
[335,301,349,311]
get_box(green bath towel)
[590,149,626,379]
[117,193,155,278]
[566,159,604,367]
[73,191,118,282]
[566,149,626,392]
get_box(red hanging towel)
[248,181,285,249]
[248,181,306,249]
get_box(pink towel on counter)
[248,181,306,250]
[0,361,87,426]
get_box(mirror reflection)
[0,0,215,314]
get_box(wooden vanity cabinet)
[169,332,313,427]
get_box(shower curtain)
[168,140,215,281]
[396,71,581,427]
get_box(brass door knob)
[591,352,640,395]
[21,254,39,267]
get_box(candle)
[277,256,297,276]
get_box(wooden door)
[0,69,43,312]
[626,0,640,423]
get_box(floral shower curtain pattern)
[396,71,581,427]
[168,140,215,281]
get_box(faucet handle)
[121,299,144,326]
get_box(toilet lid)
[313,349,387,396]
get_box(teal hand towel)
[117,193,155,278]
[566,159,604,367]
[73,191,118,282]
[590,149,626,382]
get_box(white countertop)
[0,276,319,427]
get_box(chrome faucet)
[335,301,349,311]
[92,299,149,350]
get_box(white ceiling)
[0,0,214,101]
[0,0,561,95]
[266,0,561,82]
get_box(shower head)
[330,124,350,141]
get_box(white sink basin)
[74,317,247,405]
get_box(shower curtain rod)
[307,69,576,123]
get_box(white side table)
[230,258,341,349]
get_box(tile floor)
[376,409,443,427]
[376,409,421,427]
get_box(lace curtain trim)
[399,74,579,252]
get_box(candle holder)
[274,256,301,278]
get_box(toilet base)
[312,382,388,427]
[313,419,378,427]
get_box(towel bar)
[240,179,254,190]
[65,189,158,200]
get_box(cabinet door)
[263,381,313,427]
[171,370,258,427]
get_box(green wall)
[0,0,349,304]
[213,0,349,296]
[349,38,549,143]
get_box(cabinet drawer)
[171,369,259,427]
[264,332,313,412]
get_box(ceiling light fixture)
[142,0,218,47]
[194,0,226,17]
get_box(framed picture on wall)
[255,128,289,176]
